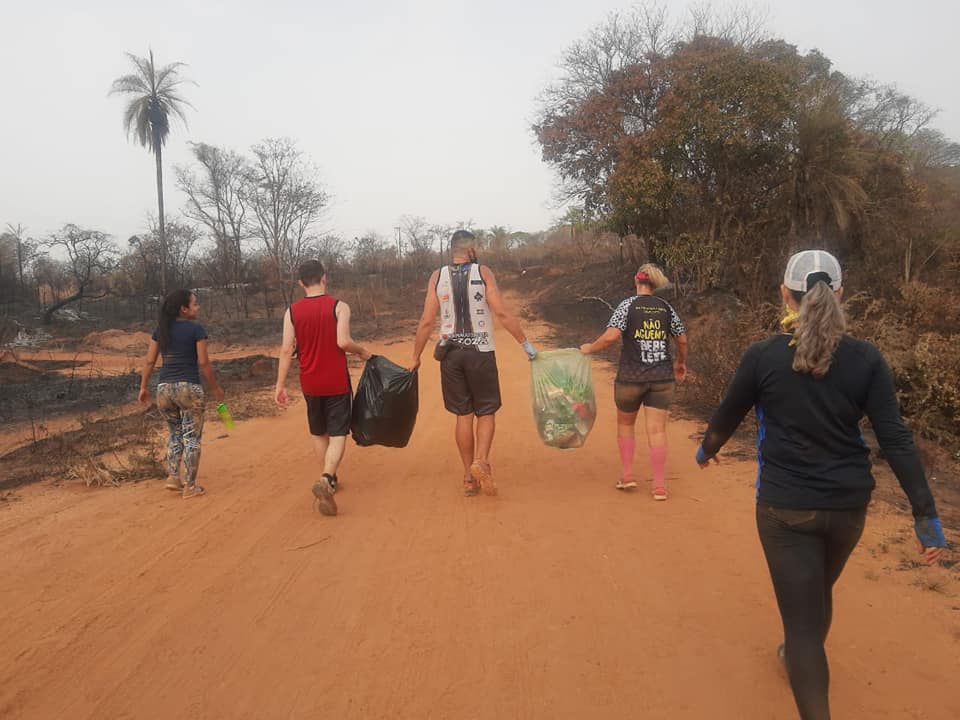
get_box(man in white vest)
[410,230,537,496]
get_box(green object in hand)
[216,402,235,430]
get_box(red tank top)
[291,295,350,396]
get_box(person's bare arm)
[336,302,372,359]
[410,270,440,371]
[674,334,688,382]
[275,309,296,407]
[138,340,160,404]
[580,327,621,354]
[197,339,225,402]
[479,266,526,344]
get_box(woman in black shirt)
[581,264,688,500]
[696,250,946,720]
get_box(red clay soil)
[0,317,957,719]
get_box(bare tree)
[40,225,118,324]
[245,138,330,305]
[852,84,937,151]
[905,128,960,170]
[308,234,347,273]
[431,222,456,263]
[687,2,770,46]
[542,9,650,106]
[351,233,393,276]
[540,1,768,108]
[176,143,249,315]
[154,219,199,290]
[399,215,444,274]
[3,223,37,296]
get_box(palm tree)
[789,81,868,245]
[110,50,194,294]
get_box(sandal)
[469,461,497,496]
[463,474,479,496]
[182,484,206,499]
[616,478,638,490]
[165,477,183,491]
[652,485,668,501]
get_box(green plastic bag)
[531,349,596,449]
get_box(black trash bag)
[351,355,419,448]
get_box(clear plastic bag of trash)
[531,349,596,449]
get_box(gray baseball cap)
[783,250,842,292]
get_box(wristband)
[695,445,712,465]
[915,517,946,548]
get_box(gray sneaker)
[312,474,338,516]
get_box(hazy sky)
[1,0,957,246]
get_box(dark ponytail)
[156,289,194,354]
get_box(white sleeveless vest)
[437,264,495,352]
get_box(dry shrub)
[679,282,959,457]
[65,417,166,487]
[679,292,775,409]
[849,283,960,455]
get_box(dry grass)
[911,578,949,594]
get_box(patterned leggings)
[156,382,206,486]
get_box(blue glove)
[521,340,537,361]
[695,445,713,465]
[915,517,947,548]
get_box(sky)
[0,0,957,247]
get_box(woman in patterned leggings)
[138,289,225,498]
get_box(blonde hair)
[636,263,670,290]
[791,281,846,378]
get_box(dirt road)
[1,318,957,719]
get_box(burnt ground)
[1,355,280,424]
[0,355,288,490]
[0,284,424,492]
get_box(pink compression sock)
[650,446,668,488]
[617,437,635,480]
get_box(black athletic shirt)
[608,295,686,383]
[701,334,937,518]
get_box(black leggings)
[756,504,867,720]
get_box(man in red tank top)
[275,260,371,516]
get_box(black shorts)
[614,381,674,413]
[440,348,502,416]
[304,392,352,436]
